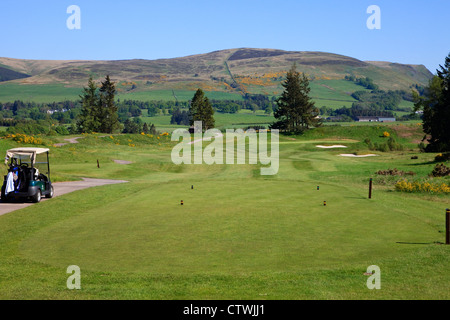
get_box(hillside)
[0,65,31,82]
[0,48,433,103]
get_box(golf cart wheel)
[45,185,54,199]
[32,190,41,203]
[1,187,8,203]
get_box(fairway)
[0,125,449,299]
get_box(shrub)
[3,133,44,145]
[376,168,415,176]
[7,123,48,135]
[374,142,389,152]
[55,125,70,135]
[418,142,427,152]
[395,179,450,194]
[430,163,450,177]
[365,137,404,152]
[47,129,57,136]
[386,137,404,151]
[435,153,450,162]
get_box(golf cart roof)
[5,147,50,165]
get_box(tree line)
[323,105,394,120]
[0,100,80,123]
[351,89,415,110]
[3,59,445,142]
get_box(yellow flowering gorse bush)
[3,133,43,145]
[395,179,450,194]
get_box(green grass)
[118,89,244,101]
[0,83,82,103]
[0,83,244,103]
[0,78,409,112]
[308,79,368,109]
[310,80,360,101]
[142,109,275,132]
[398,100,415,110]
[0,124,449,299]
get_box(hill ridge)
[0,48,433,102]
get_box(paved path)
[53,136,84,147]
[0,178,128,216]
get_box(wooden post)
[97,159,100,168]
[446,208,450,245]
[369,178,373,199]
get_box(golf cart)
[1,147,54,203]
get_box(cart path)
[188,132,224,145]
[0,178,128,217]
[53,136,84,147]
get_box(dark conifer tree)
[414,53,450,152]
[99,75,120,134]
[77,76,100,133]
[143,122,149,134]
[189,89,215,131]
[273,64,321,132]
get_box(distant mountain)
[0,48,433,102]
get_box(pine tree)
[99,75,120,134]
[77,76,121,133]
[123,117,143,134]
[149,123,156,135]
[77,76,100,133]
[143,122,149,134]
[123,118,133,133]
[273,64,321,132]
[189,88,215,131]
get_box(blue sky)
[0,0,448,73]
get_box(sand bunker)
[339,154,378,158]
[316,145,347,148]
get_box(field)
[0,83,83,103]
[0,123,449,300]
[0,79,357,105]
[143,109,275,133]
[0,77,405,113]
